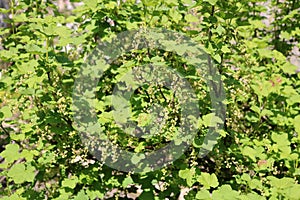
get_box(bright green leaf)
[0,143,20,163]
[62,176,79,189]
[198,173,219,189]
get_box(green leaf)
[2,193,26,200]
[25,44,47,54]
[286,185,300,200]
[212,185,239,200]
[239,192,266,200]
[213,54,221,63]
[242,146,257,161]
[196,189,211,200]
[10,133,25,141]
[249,20,265,29]
[54,26,72,37]
[84,0,98,9]
[201,113,223,127]
[86,190,104,200]
[280,62,298,74]
[23,165,36,182]
[62,176,79,189]
[169,8,182,23]
[281,31,291,40]
[20,149,36,162]
[267,176,295,189]
[99,111,113,124]
[185,14,198,22]
[17,60,38,74]
[105,1,117,9]
[248,179,263,190]
[250,105,260,114]
[241,173,251,182]
[204,0,218,5]
[221,45,231,53]
[293,115,300,134]
[142,0,159,6]
[74,190,89,200]
[260,109,273,117]
[122,176,134,187]
[0,106,12,119]
[257,49,273,58]
[41,24,58,36]
[164,0,179,5]
[161,15,169,24]
[273,50,286,61]
[38,152,55,165]
[179,168,196,187]
[13,13,28,23]
[198,173,219,189]
[0,143,20,163]
[7,163,36,184]
[271,132,289,147]
[134,142,146,153]
[213,25,225,35]
[287,94,300,106]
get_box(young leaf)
[179,168,196,187]
[0,143,20,163]
[198,172,219,188]
[122,176,134,187]
[62,176,79,189]
[196,189,211,200]
[7,163,36,184]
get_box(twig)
[0,122,9,134]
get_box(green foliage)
[0,0,300,199]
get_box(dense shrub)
[0,0,300,199]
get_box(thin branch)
[0,122,9,134]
